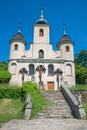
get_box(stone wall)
[61,85,86,119]
[71,91,87,102]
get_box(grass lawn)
[69,85,87,91]
[0,82,48,123]
[0,98,25,123]
[82,102,87,119]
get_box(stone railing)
[61,85,86,119]
[25,94,32,120]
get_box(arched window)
[39,29,44,37]
[11,63,17,74]
[39,50,44,58]
[14,44,18,50]
[48,64,54,76]
[11,63,16,66]
[66,64,72,76]
[66,46,70,52]
[29,64,34,75]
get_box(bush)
[0,82,47,119]
[23,82,47,118]
[0,85,25,100]
[0,70,11,83]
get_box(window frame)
[66,64,72,76]
[66,46,70,52]
[29,64,34,75]
[48,64,54,76]
[11,62,17,74]
[14,44,18,50]
[39,50,44,58]
[39,29,44,37]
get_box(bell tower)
[33,8,50,44]
[57,26,74,61]
[9,26,26,59]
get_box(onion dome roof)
[9,27,27,45]
[57,26,74,48]
[59,35,71,42]
[36,8,48,24]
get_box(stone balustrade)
[61,85,86,119]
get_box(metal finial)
[18,24,21,33]
[64,24,66,35]
[40,4,44,19]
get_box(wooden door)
[47,82,54,91]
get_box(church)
[8,9,75,90]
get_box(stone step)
[35,91,73,119]
[46,114,72,119]
[43,109,71,113]
[36,113,72,119]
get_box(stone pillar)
[25,94,32,120]
[76,92,86,119]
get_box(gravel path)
[0,119,87,130]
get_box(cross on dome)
[36,6,47,24]
[40,6,44,19]
[64,25,66,35]
[18,24,21,33]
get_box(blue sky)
[0,0,87,62]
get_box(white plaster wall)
[9,42,25,59]
[9,74,22,86]
[8,41,75,88]
[9,60,75,88]
[29,43,58,59]
[8,60,18,74]
[55,51,61,58]
[59,43,74,61]
[64,62,76,86]
[24,50,32,58]
[33,25,50,43]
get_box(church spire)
[64,25,66,35]
[40,6,44,19]
[18,24,21,33]
[36,6,47,24]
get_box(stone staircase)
[36,91,73,119]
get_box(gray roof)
[57,34,74,48]
[60,35,71,42]
[36,19,47,24]
[9,32,27,45]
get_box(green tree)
[75,50,87,67]
[0,62,11,83]
[0,62,8,70]
[75,49,87,84]
[0,70,11,83]
[75,64,87,84]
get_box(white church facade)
[8,9,75,90]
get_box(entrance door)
[47,82,54,91]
